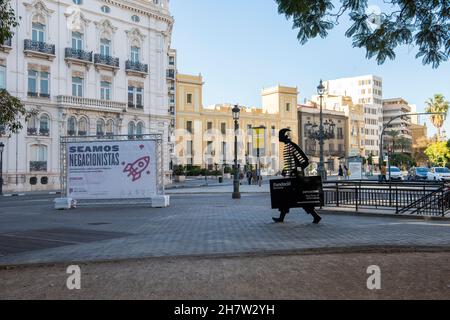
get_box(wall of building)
[175,74,299,174]
[382,98,413,154]
[325,75,383,162]
[298,104,348,174]
[0,0,174,192]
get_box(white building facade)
[0,0,174,192]
[324,75,384,163]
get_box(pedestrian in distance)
[380,164,388,182]
[338,165,344,180]
[344,165,350,180]
[246,170,253,185]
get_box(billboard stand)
[54,134,169,210]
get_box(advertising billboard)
[348,161,363,180]
[252,126,266,156]
[67,140,157,200]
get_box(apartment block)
[382,98,413,154]
[324,75,383,162]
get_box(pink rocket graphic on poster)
[123,156,150,182]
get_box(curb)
[1,245,450,270]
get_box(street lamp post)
[317,80,326,181]
[0,142,4,196]
[232,105,241,199]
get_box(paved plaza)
[1,191,450,299]
[0,192,449,266]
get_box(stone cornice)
[101,0,174,25]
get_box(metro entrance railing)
[323,181,449,217]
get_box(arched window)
[128,122,135,140]
[39,114,50,136]
[101,6,110,14]
[106,119,115,136]
[96,119,105,136]
[131,15,140,23]
[27,116,38,136]
[78,117,88,136]
[68,117,77,136]
[30,145,48,172]
[136,122,144,138]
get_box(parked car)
[388,166,403,181]
[427,167,450,182]
[407,167,430,181]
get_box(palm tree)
[398,137,412,153]
[425,94,449,140]
[386,130,400,153]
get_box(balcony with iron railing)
[24,39,55,60]
[57,95,127,113]
[65,48,93,65]
[94,54,120,71]
[125,60,148,77]
[166,69,175,79]
[30,161,47,172]
[1,37,12,52]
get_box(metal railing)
[65,48,93,62]
[125,60,148,74]
[323,181,447,217]
[397,187,448,216]
[166,70,175,79]
[94,54,119,67]
[24,39,55,55]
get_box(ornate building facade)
[0,0,175,192]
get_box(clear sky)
[171,0,449,138]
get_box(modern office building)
[0,0,174,192]
[174,73,299,174]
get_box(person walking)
[246,170,253,185]
[380,164,388,182]
[338,165,344,180]
[344,165,350,180]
